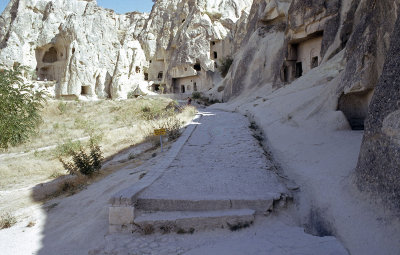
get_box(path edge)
[108,113,201,233]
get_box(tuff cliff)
[211,0,400,211]
[0,0,251,99]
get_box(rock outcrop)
[209,0,400,210]
[0,0,150,99]
[139,0,251,94]
[0,0,251,99]
[356,9,400,210]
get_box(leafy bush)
[59,140,104,176]
[218,56,233,77]
[192,91,201,99]
[0,64,46,149]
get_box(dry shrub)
[0,212,17,229]
[56,175,89,196]
[142,224,155,235]
[26,221,36,228]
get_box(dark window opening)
[154,84,160,92]
[158,71,163,79]
[136,66,141,73]
[213,51,218,59]
[81,86,90,95]
[149,60,152,63]
[211,41,216,45]
[182,19,185,23]
[295,62,303,78]
[181,85,185,93]
[194,63,201,71]
[144,73,149,81]
[311,56,319,69]
[72,48,76,54]
[194,82,197,91]
[43,47,58,63]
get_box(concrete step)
[136,197,276,213]
[133,209,256,234]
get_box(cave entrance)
[81,86,90,95]
[38,66,50,81]
[213,51,218,59]
[194,63,201,71]
[338,90,374,130]
[181,85,185,93]
[295,62,303,78]
[144,73,149,81]
[43,47,58,63]
[311,56,319,69]
[172,78,179,93]
[153,84,160,92]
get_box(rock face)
[214,0,349,102]
[208,0,400,210]
[355,10,400,209]
[0,0,150,99]
[0,0,251,99]
[139,0,251,95]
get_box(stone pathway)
[101,110,349,254]
[139,110,286,201]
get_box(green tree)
[0,64,46,149]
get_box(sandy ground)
[0,110,348,255]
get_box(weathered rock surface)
[207,0,400,215]
[356,8,400,209]
[0,0,150,99]
[0,0,251,98]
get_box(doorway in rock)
[81,86,90,95]
[181,85,185,93]
[311,56,319,69]
[43,47,58,63]
[295,62,303,78]
[154,84,160,92]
